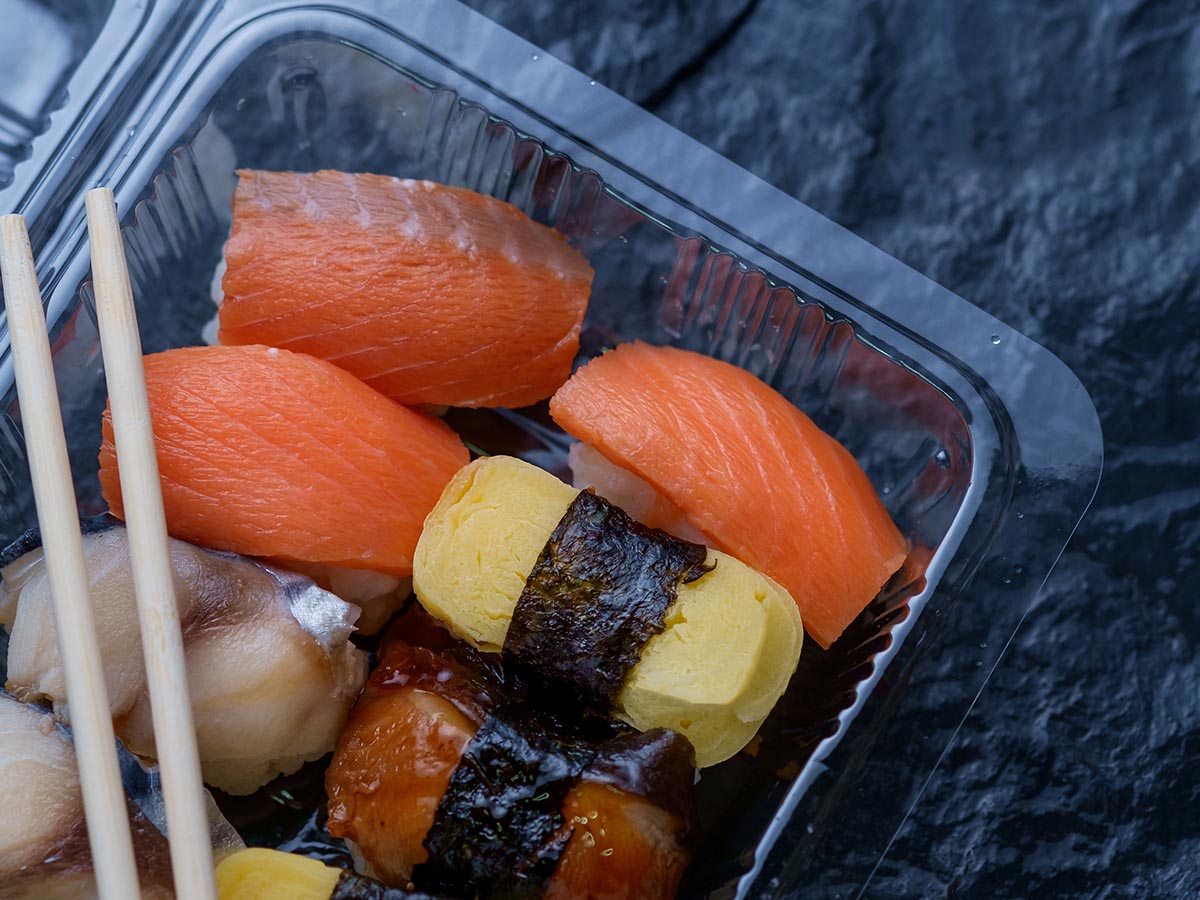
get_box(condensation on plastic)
[0,1,1102,897]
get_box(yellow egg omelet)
[413,455,804,767]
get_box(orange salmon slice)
[98,344,469,575]
[217,170,594,409]
[549,341,907,649]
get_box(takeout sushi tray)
[0,0,1102,895]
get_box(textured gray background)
[458,1,1200,897]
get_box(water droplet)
[600,847,614,857]
[979,641,988,649]
[1016,510,1025,520]
[618,234,628,243]
[881,484,892,494]
[1013,563,1024,574]
[805,823,814,834]
[589,79,597,86]
[1001,575,1012,585]
[531,53,540,61]
[990,334,1001,344]
[235,97,247,110]
[934,448,950,469]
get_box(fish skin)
[217,170,594,409]
[98,344,469,575]
[549,341,907,649]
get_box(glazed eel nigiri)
[326,610,695,900]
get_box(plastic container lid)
[0,0,1102,895]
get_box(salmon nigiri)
[215,170,595,408]
[98,344,469,575]
[549,341,907,649]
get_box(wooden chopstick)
[85,188,217,900]
[0,215,142,900]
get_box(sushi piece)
[215,170,594,408]
[281,562,413,636]
[549,341,908,649]
[0,694,175,899]
[216,847,447,900]
[218,849,340,900]
[326,612,694,899]
[0,520,368,794]
[98,344,469,580]
[413,456,803,767]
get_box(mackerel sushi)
[1,520,368,794]
[550,341,907,649]
[215,170,594,408]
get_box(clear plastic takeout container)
[0,0,1102,896]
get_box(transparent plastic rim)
[0,0,1103,895]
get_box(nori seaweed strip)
[0,514,120,569]
[330,870,450,900]
[503,490,714,710]
[415,707,595,899]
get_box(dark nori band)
[503,489,714,709]
[331,870,449,900]
[415,707,595,899]
[0,514,119,569]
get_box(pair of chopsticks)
[0,193,216,900]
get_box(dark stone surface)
[461,1,1200,897]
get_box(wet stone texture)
[459,1,1200,898]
